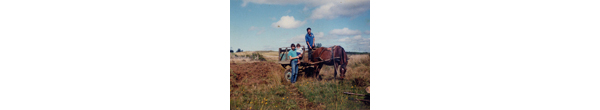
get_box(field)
[230,51,370,109]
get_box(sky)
[230,0,370,52]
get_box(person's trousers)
[291,60,299,83]
[307,49,312,60]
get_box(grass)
[231,52,370,110]
[295,79,370,109]
[230,84,299,110]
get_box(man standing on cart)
[305,27,315,60]
[288,44,300,84]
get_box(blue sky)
[230,0,370,52]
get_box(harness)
[317,45,338,62]
[331,46,336,62]
[308,45,343,65]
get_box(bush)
[253,53,267,61]
[242,52,266,61]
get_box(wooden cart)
[277,46,314,82]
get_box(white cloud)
[365,30,370,35]
[249,26,257,31]
[329,28,362,36]
[353,35,362,39]
[270,17,277,21]
[271,16,306,29]
[339,35,362,42]
[314,32,324,38]
[241,0,369,20]
[309,3,335,19]
[309,1,370,19]
[338,37,350,42]
[338,35,370,52]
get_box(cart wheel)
[284,68,292,82]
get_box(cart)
[277,46,315,82]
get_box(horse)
[309,45,349,80]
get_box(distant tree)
[315,43,322,48]
[230,50,234,53]
[236,48,243,52]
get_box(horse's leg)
[333,61,338,80]
[317,64,321,77]
[313,64,318,78]
[314,64,321,80]
[340,64,346,79]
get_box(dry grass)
[230,57,259,64]
[259,51,280,62]
[319,55,370,81]
[231,51,280,63]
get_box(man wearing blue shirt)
[305,27,315,60]
[288,44,300,84]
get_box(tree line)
[231,47,242,53]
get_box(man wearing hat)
[305,27,315,60]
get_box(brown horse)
[309,45,348,80]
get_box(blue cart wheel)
[284,69,292,82]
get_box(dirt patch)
[230,62,283,87]
[230,61,320,109]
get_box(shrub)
[243,52,266,61]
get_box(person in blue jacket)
[305,27,315,60]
